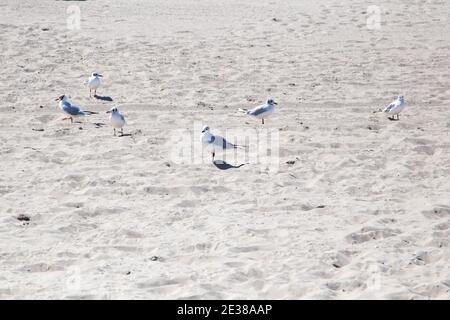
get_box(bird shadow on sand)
[213,160,246,170]
[118,133,133,137]
[94,95,113,102]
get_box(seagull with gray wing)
[88,72,103,97]
[55,95,98,123]
[106,106,126,136]
[200,125,244,162]
[382,95,405,120]
[238,98,277,124]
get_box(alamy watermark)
[168,122,280,173]
[67,5,81,30]
[366,5,381,30]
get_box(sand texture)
[0,0,449,299]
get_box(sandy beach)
[0,0,449,299]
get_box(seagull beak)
[106,110,111,113]
[274,102,278,105]
[55,97,60,101]
[98,74,103,77]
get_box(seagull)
[106,106,126,136]
[200,125,243,162]
[383,95,405,120]
[238,99,277,124]
[55,95,98,123]
[87,72,103,97]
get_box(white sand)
[0,0,449,299]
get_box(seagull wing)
[213,135,235,149]
[61,101,82,116]
[383,101,398,113]
[248,103,269,116]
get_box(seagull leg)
[114,128,116,136]
[262,118,264,124]
[212,152,215,162]
[120,128,124,136]
[70,117,73,123]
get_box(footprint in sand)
[346,227,402,244]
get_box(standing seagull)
[238,99,277,124]
[200,125,242,162]
[55,95,98,123]
[106,106,126,136]
[87,72,103,97]
[383,95,405,120]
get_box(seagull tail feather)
[234,144,249,150]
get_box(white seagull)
[106,106,126,136]
[383,95,405,120]
[238,99,277,124]
[55,95,98,123]
[87,72,103,97]
[200,125,243,162]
